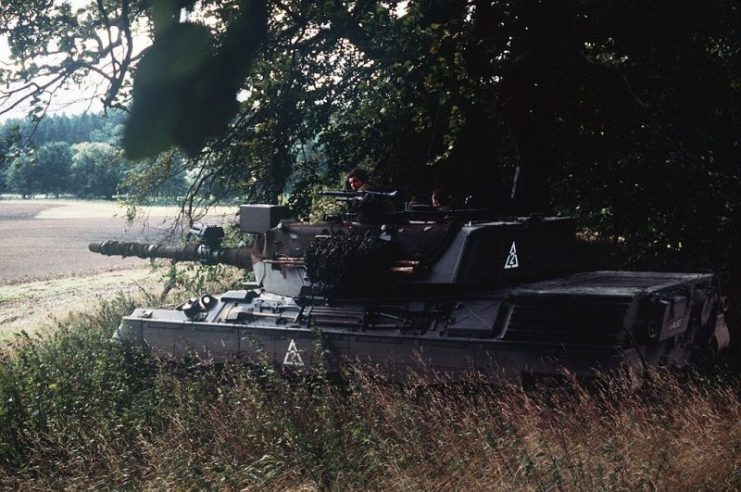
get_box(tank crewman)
[431,188,453,210]
[346,167,371,191]
[345,167,398,222]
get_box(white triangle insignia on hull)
[283,339,304,367]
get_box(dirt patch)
[31,199,181,219]
[0,202,58,220]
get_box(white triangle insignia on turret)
[504,241,519,269]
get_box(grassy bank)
[0,269,157,343]
[0,297,738,490]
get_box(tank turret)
[89,195,731,384]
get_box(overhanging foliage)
[1,1,739,268]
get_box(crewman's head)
[347,168,369,191]
[432,188,452,208]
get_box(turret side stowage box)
[240,205,290,234]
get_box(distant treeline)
[2,111,126,146]
[0,112,187,199]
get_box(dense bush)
[0,296,738,489]
[0,296,157,477]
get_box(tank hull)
[113,271,727,382]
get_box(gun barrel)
[319,190,398,200]
[89,240,252,269]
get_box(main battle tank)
[90,196,731,383]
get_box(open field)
[0,199,170,285]
[0,199,231,339]
[0,199,233,285]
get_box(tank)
[89,198,731,384]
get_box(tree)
[70,142,125,199]
[34,142,72,197]
[2,1,740,268]
[0,0,141,118]
[5,152,39,198]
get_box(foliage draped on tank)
[304,231,394,294]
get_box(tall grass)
[0,296,738,490]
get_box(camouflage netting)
[304,231,395,293]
